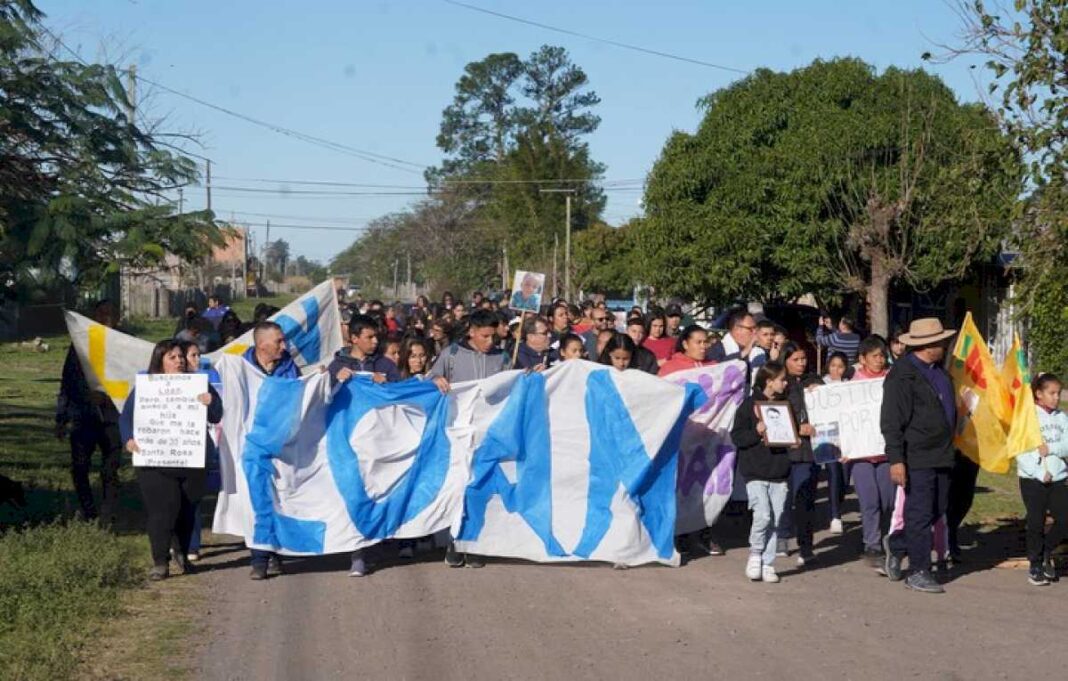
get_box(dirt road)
[195,517,1064,681]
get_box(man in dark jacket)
[56,300,122,524]
[514,315,557,371]
[880,318,958,594]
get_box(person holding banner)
[514,316,557,371]
[732,362,792,583]
[848,337,894,571]
[880,318,957,594]
[120,340,222,581]
[427,309,509,569]
[242,322,301,580]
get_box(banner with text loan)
[213,357,706,567]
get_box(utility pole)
[502,245,509,291]
[552,233,559,299]
[262,219,270,292]
[539,189,576,301]
[205,159,213,214]
[392,259,399,299]
[406,251,412,300]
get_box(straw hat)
[899,318,956,347]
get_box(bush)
[0,522,145,680]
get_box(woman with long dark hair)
[120,339,222,581]
[777,340,822,567]
[399,337,433,379]
[598,332,638,371]
[642,312,675,366]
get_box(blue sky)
[38,0,993,263]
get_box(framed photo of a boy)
[754,401,801,448]
[510,271,545,313]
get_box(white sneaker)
[745,555,762,581]
[830,518,844,535]
[761,566,780,583]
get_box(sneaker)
[863,548,885,573]
[796,551,816,568]
[148,564,169,582]
[349,555,368,577]
[705,540,725,556]
[398,542,415,560]
[464,553,485,569]
[761,566,780,583]
[884,552,904,581]
[904,570,945,593]
[745,555,762,581]
[829,518,844,535]
[249,563,268,581]
[267,555,284,576]
[444,544,465,568]
[776,539,789,557]
[176,556,197,576]
[1043,556,1059,582]
[186,552,201,563]
[612,562,630,570]
[1029,565,1051,586]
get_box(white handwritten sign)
[133,373,208,468]
[804,378,885,460]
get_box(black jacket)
[515,343,557,371]
[634,346,660,375]
[784,373,822,463]
[880,355,955,469]
[732,390,791,482]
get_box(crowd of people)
[59,289,1068,592]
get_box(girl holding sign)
[119,340,222,581]
[849,337,894,572]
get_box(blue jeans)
[747,479,788,566]
[827,461,846,520]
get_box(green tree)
[640,58,1022,335]
[0,0,222,297]
[949,1,1068,374]
[429,45,605,286]
[264,239,289,282]
[293,255,327,282]
[572,220,638,296]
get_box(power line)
[235,220,369,233]
[134,75,428,174]
[211,174,646,188]
[185,184,645,197]
[222,210,375,224]
[444,0,749,75]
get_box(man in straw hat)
[880,317,958,593]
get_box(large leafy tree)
[571,220,639,296]
[640,58,1022,335]
[0,0,221,297]
[428,45,605,288]
[948,0,1068,374]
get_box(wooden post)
[511,311,526,368]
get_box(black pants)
[70,421,122,521]
[1019,477,1068,565]
[946,452,979,551]
[889,467,951,573]
[137,467,206,566]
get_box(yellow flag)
[950,312,1011,473]
[1000,334,1043,458]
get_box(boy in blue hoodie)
[1016,373,1068,586]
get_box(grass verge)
[0,522,144,680]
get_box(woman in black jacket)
[119,339,222,581]
[732,362,792,583]
[778,341,823,567]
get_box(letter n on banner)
[456,372,567,556]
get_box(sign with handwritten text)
[133,373,208,468]
[804,378,885,460]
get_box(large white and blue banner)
[213,357,708,567]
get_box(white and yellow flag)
[65,279,344,409]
